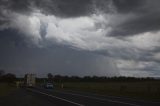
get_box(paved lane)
[0,89,79,106]
[26,87,160,106]
[1,88,159,106]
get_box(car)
[44,83,54,89]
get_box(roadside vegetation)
[0,69,17,96]
[37,74,160,101]
[55,81,160,100]
[1,70,160,101]
[0,83,16,96]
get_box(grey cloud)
[0,0,32,14]
[1,0,160,77]
[112,0,146,13]
[34,0,114,17]
[49,0,93,17]
[0,30,119,77]
[0,0,116,18]
[109,0,160,37]
[0,0,93,17]
[110,12,160,36]
[2,0,160,37]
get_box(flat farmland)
[54,81,160,100]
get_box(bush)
[1,73,16,83]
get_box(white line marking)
[53,90,141,106]
[27,88,84,106]
[82,91,160,104]
[59,89,160,104]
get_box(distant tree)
[3,73,16,83]
[0,69,5,82]
[47,73,53,82]
[54,75,62,82]
[0,69,5,77]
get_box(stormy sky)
[0,0,160,77]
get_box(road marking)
[53,90,141,106]
[27,88,84,106]
[85,91,160,104]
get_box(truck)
[24,74,36,87]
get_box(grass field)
[0,83,16,96]
[54,81,160,100]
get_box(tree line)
[1,70,160,83]
[0,69,16,83]
[36,73,160,83]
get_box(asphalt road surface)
[0,87,160,106]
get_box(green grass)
[54,81,160,101]
[0,83,16,96]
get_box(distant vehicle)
[44,83,54,89]
[24,74,36,87]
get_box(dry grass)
[55,81,160,100]
[0,83,16,96]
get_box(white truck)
[24,74,36,87]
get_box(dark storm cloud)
[0,0,93,17]
[0,0,32,14]
[0,29,119,77]
[39,0,93,17]
[1,0,160,77]
[110,13,160,36]
[34,0,115,17]
[0,0,115,17]
[112,0,146,13]
[0,29,28,47]
[1,0,159,36]
[110,0,160,36]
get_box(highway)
[1,87,160,106]
[25,87,160,106]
